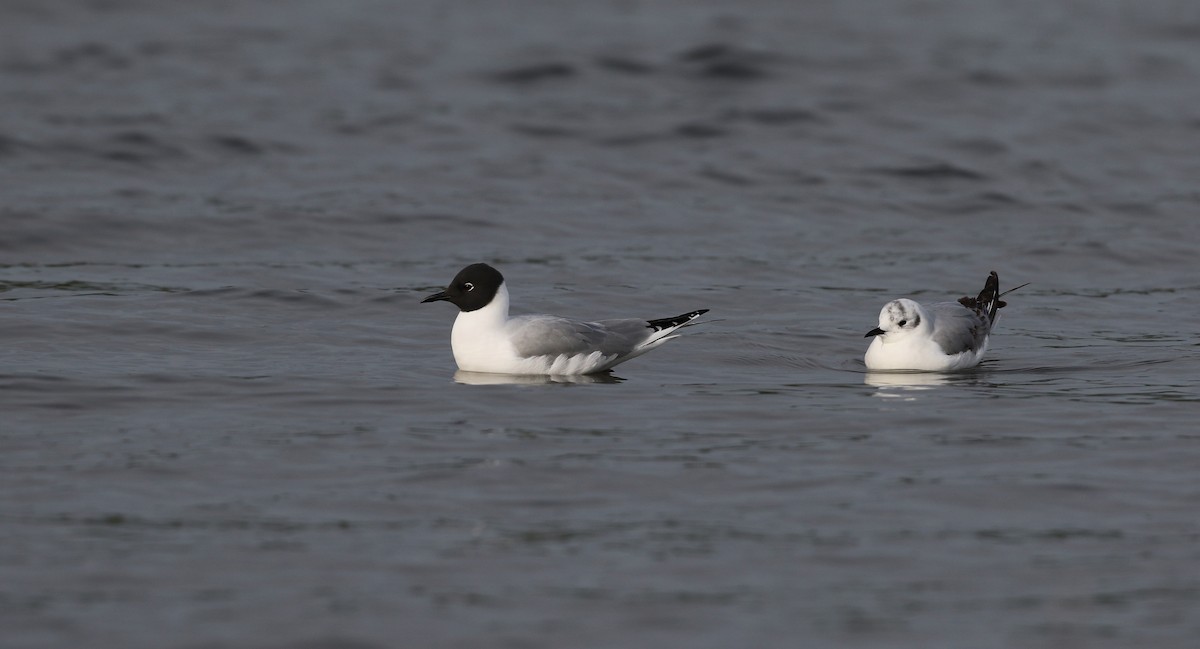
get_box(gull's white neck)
[905,304,934,338]
[450,282,513,371]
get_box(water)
[3,1,1199,647]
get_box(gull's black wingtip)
[958,271,1029,325]
[647,309,709,332]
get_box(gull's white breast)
[865,334,989,371]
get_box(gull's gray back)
[928,302,991,355]
[507,315,651,358]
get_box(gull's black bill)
[421,290,450,303]
[864,327,885,338]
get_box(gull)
[422,263,708,375]
[864,271,1026,371]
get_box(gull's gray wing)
[928,302,990,355]
[507,315,652,358]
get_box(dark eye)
[898,320,907,327]
[463,282,474,291]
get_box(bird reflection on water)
[453,370,625,386]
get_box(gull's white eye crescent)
[464,282,474,291]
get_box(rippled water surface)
[3,1,1200,647]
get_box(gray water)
[3,1,1199,647]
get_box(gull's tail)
[958,271,1029,329]
[647,309,709,332]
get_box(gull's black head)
[421,263,505,312]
